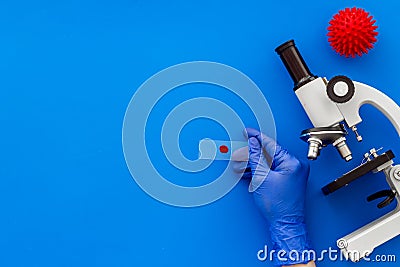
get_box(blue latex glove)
[235,128,313,266]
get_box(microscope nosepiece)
[300,126,352,161]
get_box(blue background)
[1,0,400,266]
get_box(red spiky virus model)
[327,7,378,58]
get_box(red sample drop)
[219,145,229,153]
[327,7,378,58]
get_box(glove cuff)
[269,217,314,266]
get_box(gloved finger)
[245,127,299,172]
[231,146,251,180]
[231,160,252,180]
[231,146,249,162]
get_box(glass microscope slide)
[198,139,249,161]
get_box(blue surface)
[1,0,400,266]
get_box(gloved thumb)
[246,127,294,172]
[248,137,270,192]
[248,137,262,173]
[245,127,279,160]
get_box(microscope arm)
[337,82,400,136]
[338,164,400,262]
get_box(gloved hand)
[234,128,313,266]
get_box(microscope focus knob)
[326,75,355,103]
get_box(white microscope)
[276,40,400,262]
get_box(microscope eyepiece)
[275,40,317,90]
